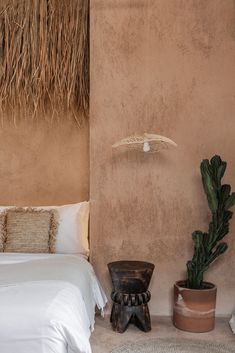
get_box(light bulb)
[143,141,150,152]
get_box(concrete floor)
[91,316,234,353]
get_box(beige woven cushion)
[4,208,58,253]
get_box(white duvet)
[0,254,107,353]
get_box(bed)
[0,253,107,353]
[0,202,107,352]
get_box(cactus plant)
[186,155,235,289]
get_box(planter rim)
[175,280,217,292]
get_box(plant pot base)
[173,314,215,333]
[173,280,217,333]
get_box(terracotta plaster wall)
[90,0,235,316]
[0,120,89,206]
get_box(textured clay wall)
[0,120,89,206]
[90,0,235,316]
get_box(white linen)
[0,254,107,353]
[0,252,88,264]
[0,202,90,256]
[229,313,235,334]
[40,202,90,256]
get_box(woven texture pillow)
[0,202,90,256]
[4,208,58,253]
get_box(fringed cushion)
[4,208,58,253]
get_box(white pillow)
[0,202,90,256]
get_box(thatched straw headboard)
[0,0,89,124]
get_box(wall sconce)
[112,133,177,153]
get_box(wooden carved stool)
[108,261,155,333]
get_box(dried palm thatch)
[0,0,89,125]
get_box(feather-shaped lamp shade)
[112,133,177,153]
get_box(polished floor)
[91,316,234,353]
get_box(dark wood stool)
[108,260,155,333]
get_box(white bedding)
[229,313,235,334]
[0,254,107,353]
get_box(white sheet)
[229,312,235,334]
[0,254,107,353]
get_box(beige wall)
[0,119,89,206]
[90,0,235,316]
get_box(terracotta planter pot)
[173,280,217,333]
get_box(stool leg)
[110,304,114,323]
[110,303,119,329]
[133,304,151,332]
[111,304,133,333]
